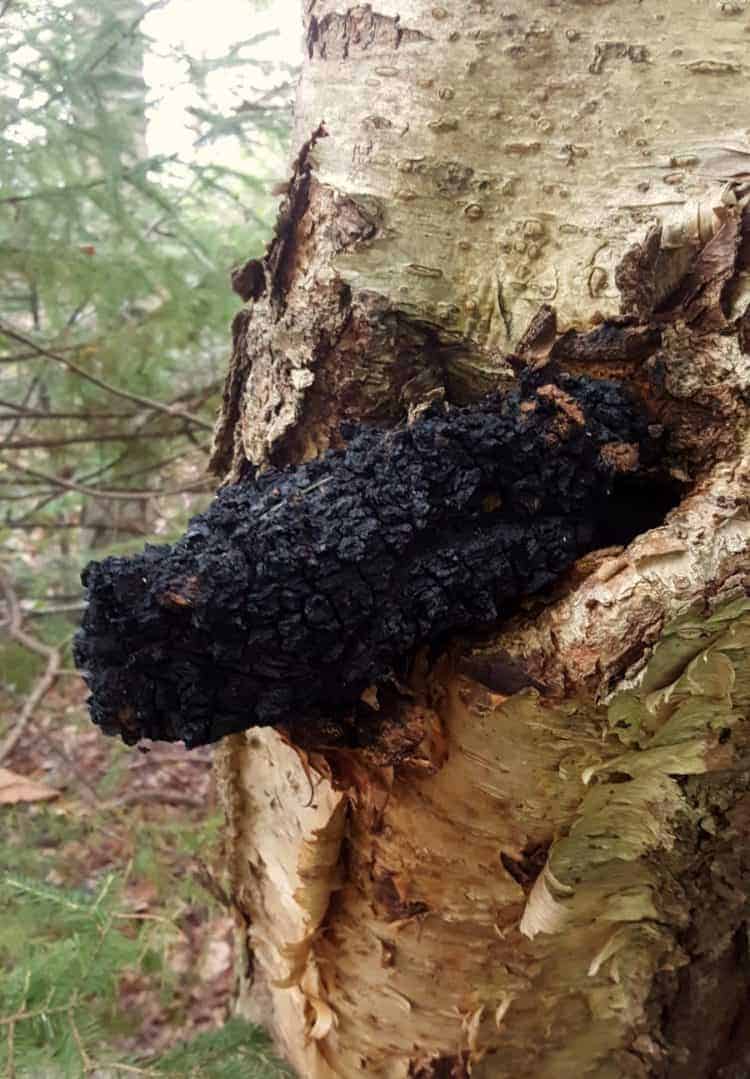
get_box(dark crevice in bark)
[644,774,750,1079]
[408,1053,471,1079]
[500,839,552,893]
[75,369,674,751]
[596,472,686,548]
[372,870,430,920]
[457,649,546,696]
[265,123,328,308]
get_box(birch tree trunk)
[212,3,750,1075]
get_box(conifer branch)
[2,428,195,450]
[0,403,138,421]
[0,322,213,431]
[0,457,213,501]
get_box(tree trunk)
[213,3,750,1075]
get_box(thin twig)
[68,1007,92,1073]
[2,375,39,447]
[0,573,62,764]
[0,457,213,501]
[0,341,100,364]
[103,444,211,483]
[0,321,212,431]
[0,405,138,421]
[23,602,86,617]
[104,1066,154,1074]
[2,971,30,1079]
[0,391,218,424]
[2,428,192,450]
[0,998,77,1026]
[0,175,122,207]
[6,479,98,525]
[3,522,148,535]
[2,444,210,522]
[0,373,220,415]
[103,790,207,809]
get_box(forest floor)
[0,665,238,1072]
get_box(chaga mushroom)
[74,368,665,749]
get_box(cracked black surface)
[74,370,662,748]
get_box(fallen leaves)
[0,766,59,804]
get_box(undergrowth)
[0,864,291,1078]
[0,800,291,1078]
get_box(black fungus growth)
[74,370,662,748]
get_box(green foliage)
[151,1018,293,1078]
[0,870,162,1076]
[0,0,292,581]
[0,807,292,1077]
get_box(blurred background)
[0,0,299,1073]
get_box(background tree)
[209,3,750,1077]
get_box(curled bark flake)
[209,308,253,478]
[615,224,663,319]
[550,319,662,366]
[616,207,743,330]
[230,258,265,302]
[515,303,557,362]
[266,122,328,307]
[657,210,742,330]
